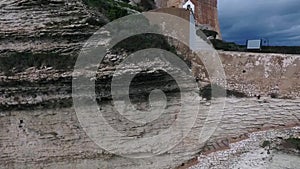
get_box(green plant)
[200,84,247,100]
[83,0,142,21]
[261,140,271,148]
[285,138,300,150]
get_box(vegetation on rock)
[261,140,271,148]
[83,0,142,21]
[211,39,300,54]
[200,84,247,100]
[282,138,300,151]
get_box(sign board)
[247,39,262,50]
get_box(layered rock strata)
[0,0,299,169]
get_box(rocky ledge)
[190,127,300,169]
[1,0,300,169]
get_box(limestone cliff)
[0,1,299,169]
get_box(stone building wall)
[197,0,221,37]
[181,50,300,99]
[154,0,222,38]
[219,51,300,98]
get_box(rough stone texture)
[0,0,106,55]
[181,50,300,99]
[0,0,107,112]
[190,127,300,169]
[219,51,300,98]
[1,97,299,169]
[0,0,299,169]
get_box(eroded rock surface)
[220,51,300,98]
[0,1,300,169]
[1,97,299,169]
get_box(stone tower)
[154,0,222,39]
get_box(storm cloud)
[218,0,300,46]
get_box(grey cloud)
[218,0,300,46]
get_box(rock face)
[0,0,105,111]
[0,0,299,169]
[0,0,106,55]
[193,127,300,169]
[1,96,299,168]
[154,0,222,38]
[219,51,300,98]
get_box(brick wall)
[154,0,222,38]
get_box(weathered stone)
[0,1,299,169]
[154,0,222,38]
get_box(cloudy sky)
[218,0,300,46]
